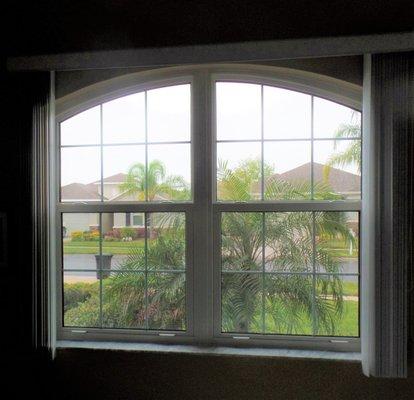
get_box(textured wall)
[53,348,414,400]
[55,56,363,99]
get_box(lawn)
[322,238,359,258]
[64,278,359,336]
[261,299,358,337]
[64,239,146,255]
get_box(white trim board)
[7,32,414,72]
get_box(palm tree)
[119,159,190,201]
[65,216,187,330]
[324,113,361,180]
[219,159,355,335]
[104,212,187,330]
[66,159,355,334]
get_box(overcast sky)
[60,82,360,187]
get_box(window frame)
[54,65,362,351]
[211,72,361,350]
[55,75,196,342]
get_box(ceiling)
[4,0,414,57]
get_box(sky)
[60,82,361,191]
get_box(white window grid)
[53,67,361,351]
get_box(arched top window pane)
[103,92,146,144]
[314,97,361,139]
[60,83,192,202]
[216,82,261,141]
[263,86,311,139]
[215,81,361,201]
[61,106,101,146]
[147,84,191,142]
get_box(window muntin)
[57,70,361,348]
[60,83,192,203]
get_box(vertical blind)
[362,52,413,378]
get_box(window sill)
[56,340,361,361]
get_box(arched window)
[56,65,361,350]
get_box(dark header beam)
[7,32,414,72]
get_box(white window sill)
[56,340,361,361]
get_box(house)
[62,164,360,235]
[278,162,360,199]
[62,173,168,236]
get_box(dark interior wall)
[55,56,363,99]
[54,349,414,400]
[2,70,53,397]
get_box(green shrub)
[64,281,99,312]
[64,294,100,327]
[83,230,100,241]
[119,227,137,239]
[104,236,120,242]
[71,231,84,241]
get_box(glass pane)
[63,272,99,327]
[101,213,146,272]
[264,141,311,200]
[221,212,263,271]
[60,106,101,146]
[314,211,359,274]
[314,274,359,337]
[102,145,145,201]
[216,82,261,140]
[147,144,191,201]
[313,139,361,200]
[264,212,313,273]
[61,147,101,201]
[147,84,191,142]
[314,98,361,139]
[147,272,186,330]
[62,213,100,273]
[132,213,144,226]
[263,86,311,139]
[147,213,186,271]
[102,93,145,144]
[217,142,261,201]
[221,272,262,333]
[264,274,313,335]
[102,271,146,329]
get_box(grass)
[261,299,358,337]
[322,238,359,258]
[342,281,359,296]
[64,278,359,337]
[64,239,146,255]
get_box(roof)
[62,163,360,201]
[278,162,360,192]
[61,183,101,200]
[91,173,128,185]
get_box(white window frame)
[54,64,362,351]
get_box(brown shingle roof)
[101,173,127,183]
[89,173,128,185]
[279,162,360,192]
[61,183,101,200]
